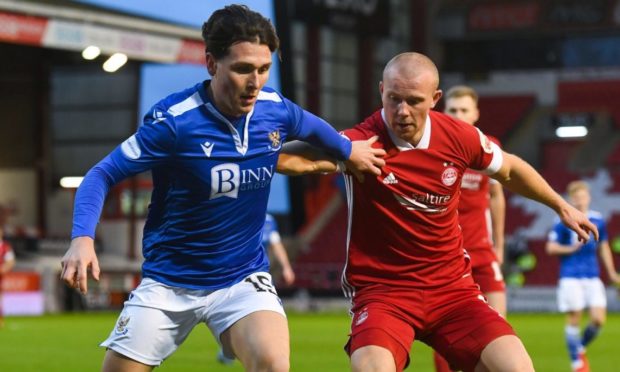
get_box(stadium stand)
[476,95,536,141]
[557,80,620,129]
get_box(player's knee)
[591,317,605,327]
[350,346,395,372]
[251,350,289,372]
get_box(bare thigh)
[221,310,290,372]
[102,350,154,372]
[476,335,533,372]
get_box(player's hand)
[282,267,295,286]
[558,203,599,243]
[346,136,386,182]
[60,236,100,294]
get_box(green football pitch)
[0,311,619,371]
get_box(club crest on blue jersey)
[268,130,281,151]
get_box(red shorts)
[472,261,505,293]
[345,277,515,372]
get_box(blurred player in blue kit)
[60,4,384,372]
[546,180,619,372]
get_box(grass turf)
[0,312,618,371]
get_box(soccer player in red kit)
[278,52,597,372]
[432,86,507,372]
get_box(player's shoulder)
[588,210,605,222]
[487,134,501,147]
[256,86,284,104]
[429,110,477,136]
[345,110,385,139]
[156,81,205,117]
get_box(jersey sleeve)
[547,221,570,244]
[283,98,352,161]
[465,126,503,175]
[71,105,177,239]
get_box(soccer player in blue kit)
[60,5,385,372]
[546,180,619,372]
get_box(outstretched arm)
[269,241,295,286]
[545,241,580,256]
[599,241,620,284]
[278,137,385,181]
[491,152,598,243]
[277,141,339,175]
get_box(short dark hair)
[202,4,280,59]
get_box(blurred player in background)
[279,52,598,372]
[263,213,296,286]
[217,213,296,365]
[0,206,15,329]
[546,180,619,372]
[60,4,383,372]
[433,86,507,372]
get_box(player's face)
[569,188,591,212]
[444,96,480,125]
[207,41,272,117]
[380,71,442,144]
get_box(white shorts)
[557,277,607,312]
[100,272,285,366]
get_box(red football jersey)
[341,110,502,294]
[458,136,501,267]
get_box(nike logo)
[200,141,214,157]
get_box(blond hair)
[566,180,589,196]
[445,85,478,104]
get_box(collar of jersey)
[201,82,253,156]
[381,109,431,151]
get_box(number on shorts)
[245,274,277,295]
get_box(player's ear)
[205,53,217,76]
[431,89,443,108]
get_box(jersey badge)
[441,167,458,186]
[355,308,369,326]
[268,130,282,151]
[114,315,130,335]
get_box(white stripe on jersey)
[168,91,204,117]
[341,173,356,299]
[482,142,504,175]
[257,91,282,102]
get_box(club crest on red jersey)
[442,167,458,186]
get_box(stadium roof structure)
[0,0,204,65]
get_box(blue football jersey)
[72,81,351,290]
[547,211,608,279]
